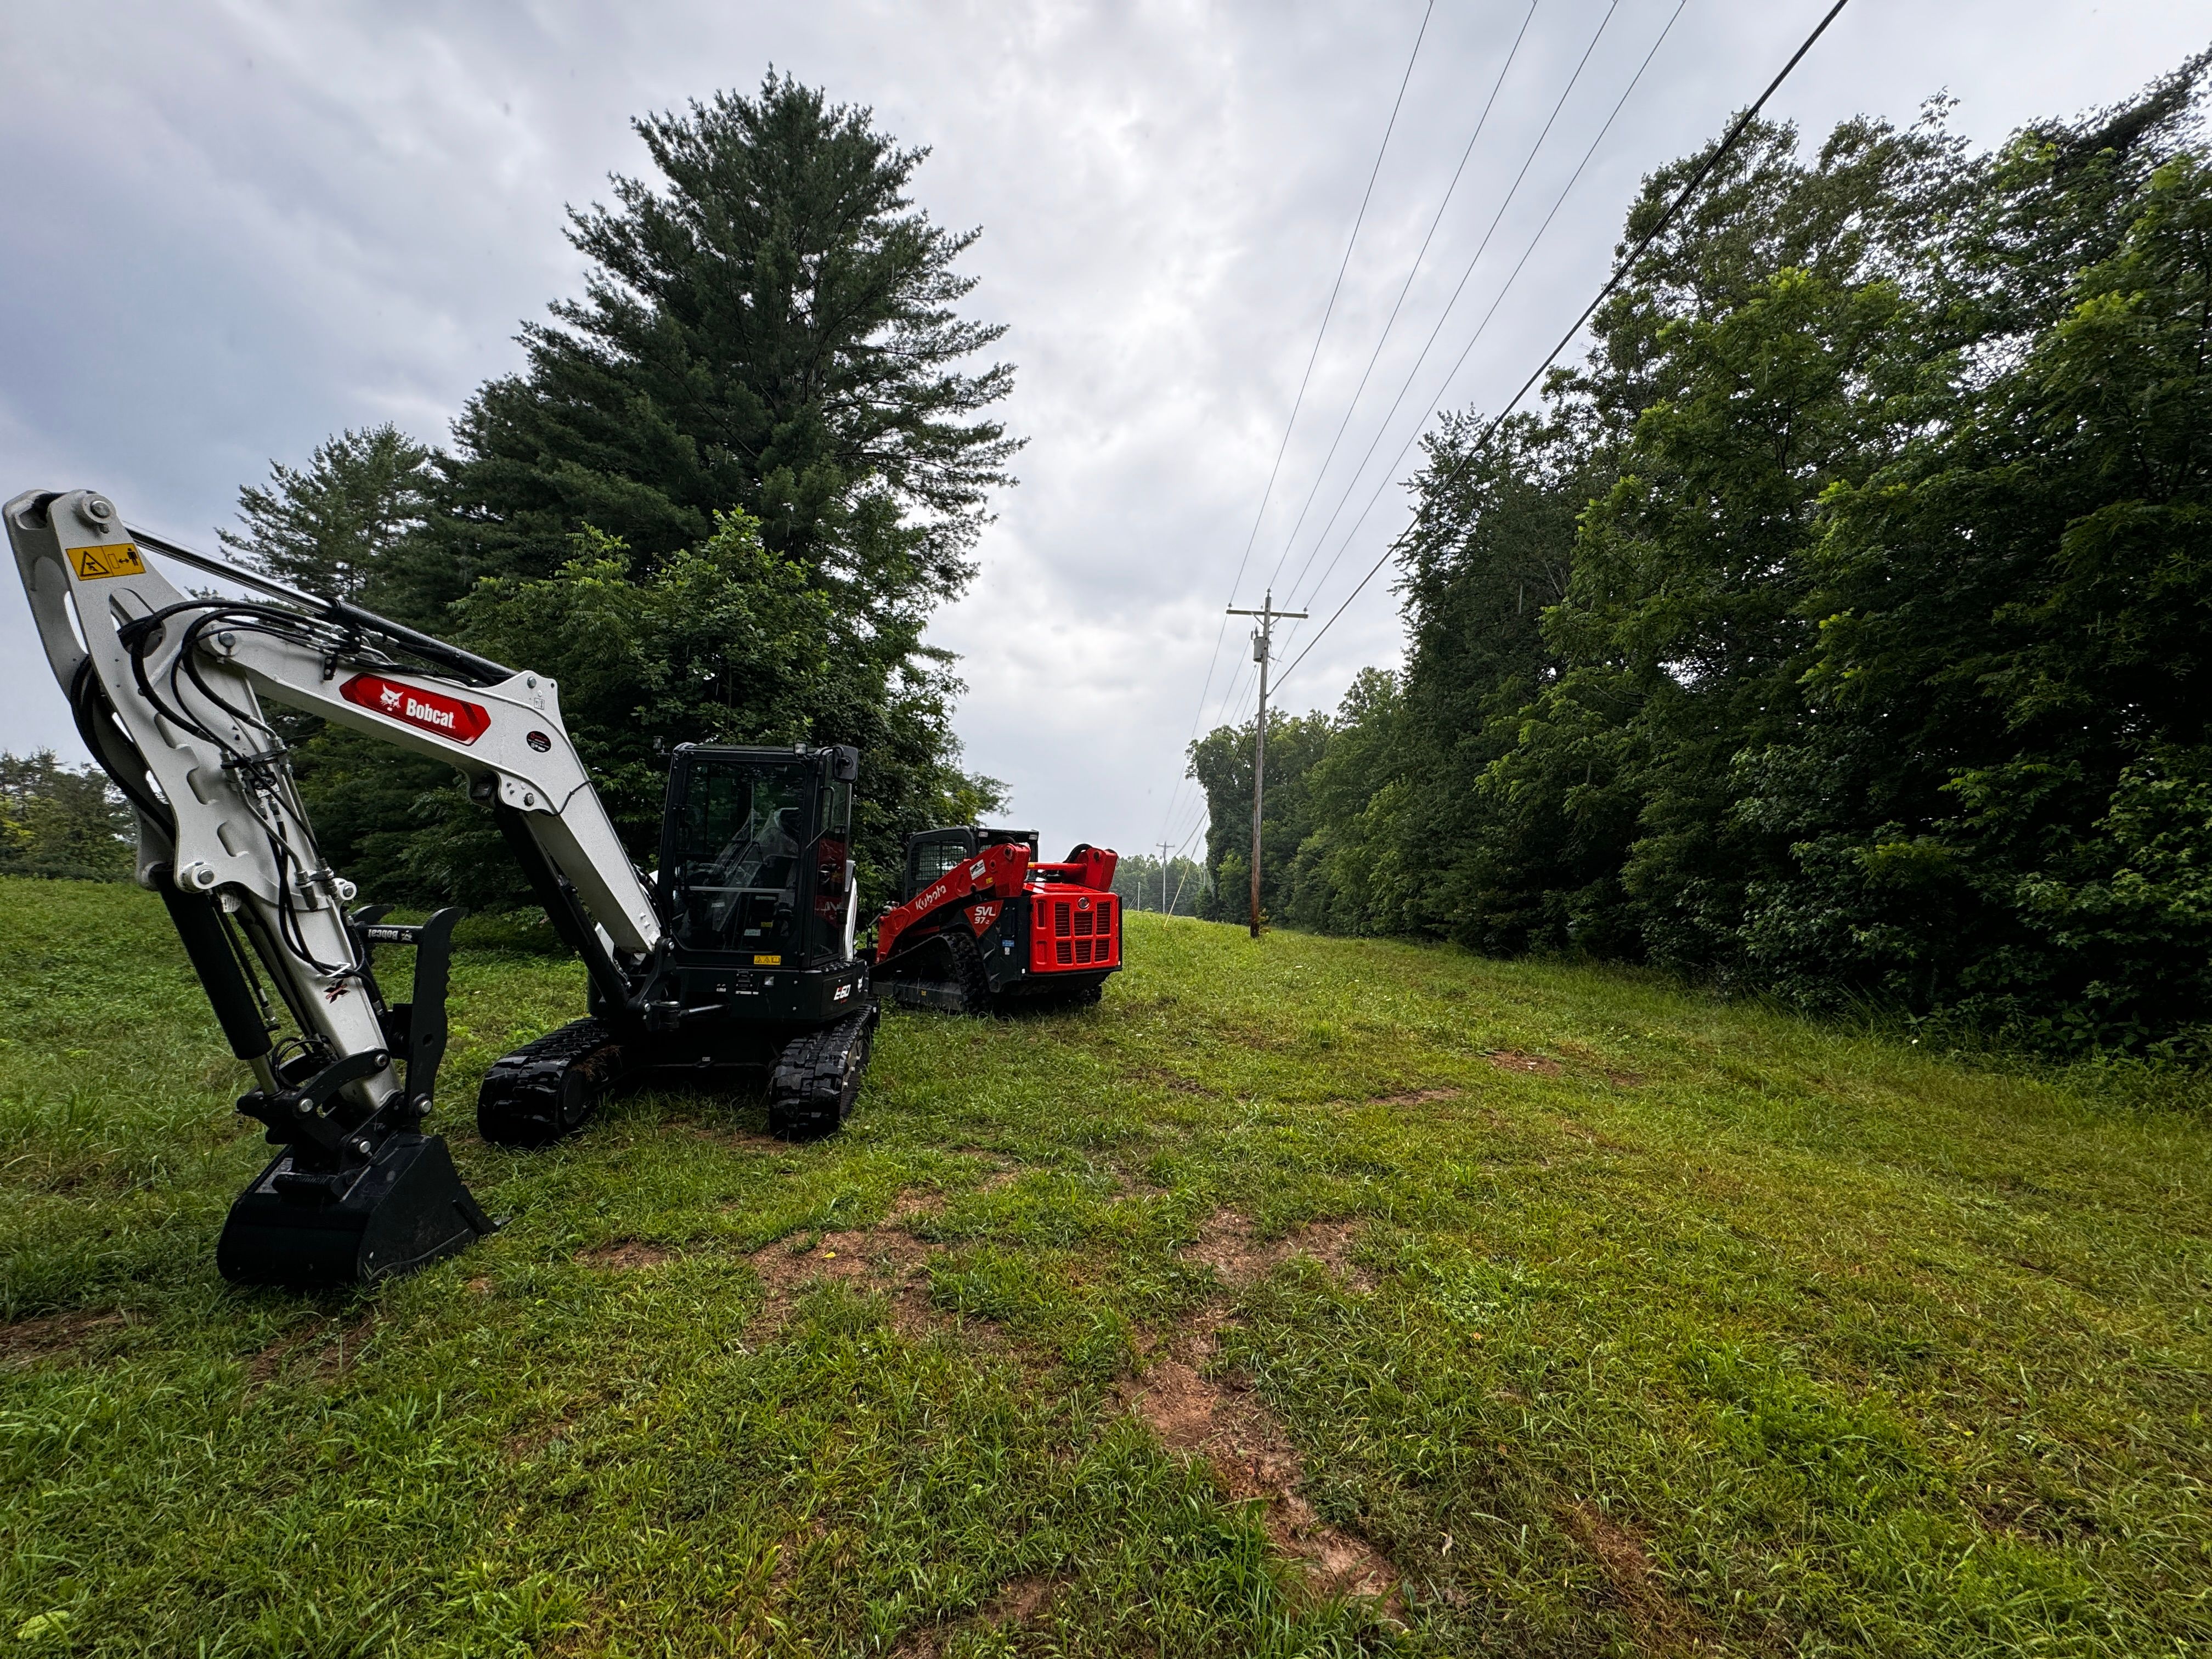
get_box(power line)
[1152,0,1436,855]
[1259,0,1544,597]
[1284,0,1690,614]
[1274,0,1854,693]
[1165,811,1210,916]
[1264,0,1625,603]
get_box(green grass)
[2,873,2208,1656]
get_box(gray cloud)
[5,0,2205,864]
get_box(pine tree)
[220,424,431,601]
[409,71,1020,647]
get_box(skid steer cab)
[871,827,1122,1013]
[5,486,877,1290]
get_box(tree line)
[1110,853,1210,916]
[1192,57,2212,1058]
[0,753,133,882]
[211,74,1015,915]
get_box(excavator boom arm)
[4,486,662,1285]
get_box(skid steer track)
[881,928,994,1015]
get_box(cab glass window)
[665,760,812,957]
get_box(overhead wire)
[1152,0,1436,855]
[1273,0,1854,694]
[1251,0,1681,712]
[1257,0,1544,597]
[1284,0,1690,614]
[1263,0,1626,603]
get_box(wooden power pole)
[1225,591,1306,939]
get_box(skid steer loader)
[5,487,877,1288]
[871,826,1122,1013]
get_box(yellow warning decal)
[71,543,146,581]
[753,954,782,966]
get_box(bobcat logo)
[378,686,404,712]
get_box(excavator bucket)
[217,1133,495,1288]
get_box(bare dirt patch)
[891,1571,1069,1657]
[886,1186,949,1224]
[1120,1342,1395,1601]
[750,1195,943,1334]
[1606,1070,1646,1087]
[582,1240,675,1271]
[1,1307,134,1369]
[1486,1050,1564,1076]
[1120,1210,1396,1600]
[1181,1211,1374,1293]
[1560,1502,1714,1654]
[1368,1087,1464,1108]
[986,1575,1058,1621]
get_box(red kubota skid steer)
[871,827,1122,1013]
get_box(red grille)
[1030,891,1122,973]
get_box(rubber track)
[477,1018,629,1148]
[941,929,994,1014]
[768,1008,877,1141]
[880,927,995,1014]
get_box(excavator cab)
[661,746,856,967]
[480,742,873,1148]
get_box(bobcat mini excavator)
[5,487,876,1289]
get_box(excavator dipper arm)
[4,487,662,1285]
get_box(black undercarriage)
[879,922,1111,1014]
[207,744,881,1287]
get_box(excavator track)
[477,1018,634,1148]
[768,1007,878,1140]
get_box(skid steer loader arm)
[4,487,662,1286]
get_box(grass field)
[2,873,2208,1657]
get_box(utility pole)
[1155,842,1173,915]
[1225,591,1306,939]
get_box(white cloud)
[4,0,2206,860]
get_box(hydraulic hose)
[148,864,275,1069]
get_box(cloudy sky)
[4,0,2205,868]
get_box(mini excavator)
[6,488,876,1289]
[871,827,1122,1013]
